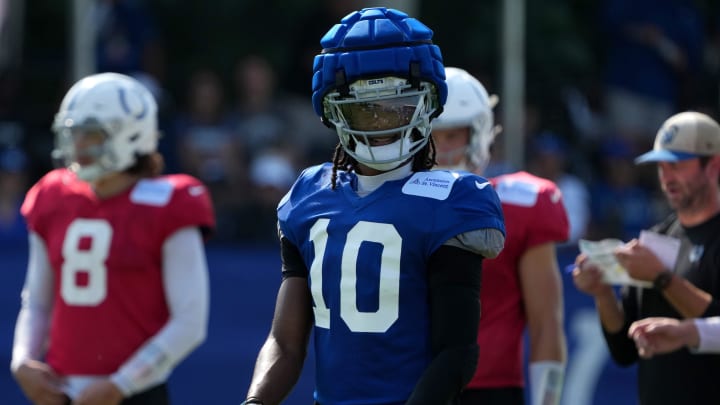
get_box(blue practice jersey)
[278,163,505,405]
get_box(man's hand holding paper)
[578,232,680,288]
[579,239,652,287]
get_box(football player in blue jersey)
[241,7,506,405]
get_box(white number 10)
[308,219,402,333]
[61,219,113,306]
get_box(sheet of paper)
[578,239,652,288]
[639,230,681,271]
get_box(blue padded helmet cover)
[311,7,447,118]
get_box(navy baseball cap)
[635,111,720,164]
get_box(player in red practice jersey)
[432,67,569,405]
[10,73,215,405]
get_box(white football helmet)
[52,72,158,181]
[431,67,498,173]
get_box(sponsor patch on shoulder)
[401,171,458,200]
[130,178,174,206]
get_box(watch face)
[653,271,673,291]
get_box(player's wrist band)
[241,397,264,405]
[529,361,565,405]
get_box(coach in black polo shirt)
[572,111,720,405]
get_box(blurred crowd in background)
[1,0,719,245]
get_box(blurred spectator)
[278,0,366,166]
[236,148,297,245]
[249,150,296,193]
[280,0,387,166]
[230,54,290,160]
[601,0,704,147]
[229,53,328,176]
[282,0,364,98]
[281,93,337,168]
[527,131,590,244]
[175,68,243,183]
[562,84,611,142]
[0,146,27,245]
[92,0,175,165]
[94,0,165,81]
[690,12,720,118]
[586,137,662,241]
[174,67,247,241]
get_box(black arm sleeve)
[602,286,639,367]
[279,231,309,279]
[602,322,639,367]
[406,245,483,405]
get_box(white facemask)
[354,137,415,171]
[74,163,107,181]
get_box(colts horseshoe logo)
[118,87,148,120]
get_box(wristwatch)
[653,270,674,291]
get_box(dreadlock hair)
[330,133,438,189]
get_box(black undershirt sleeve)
[279,232,309,279]
[406,245,483,405]
[600,286,639,366]
[602,321,639,367]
